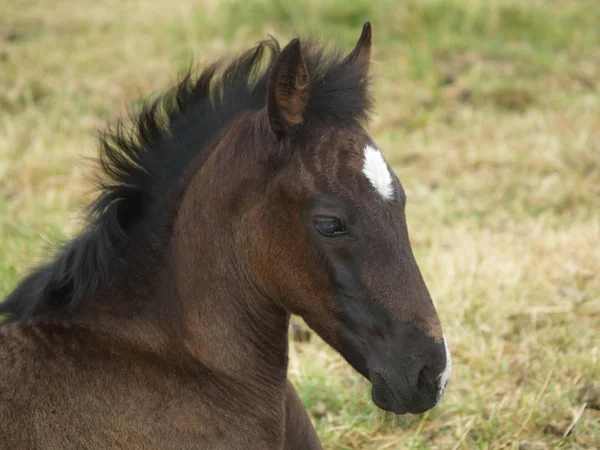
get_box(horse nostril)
[416,364,437,393]
[417,365,429,392]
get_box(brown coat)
[0,322,320,449]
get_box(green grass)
[1,0,600,448]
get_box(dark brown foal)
[1,23,450,449]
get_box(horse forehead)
[294,133,361,178]
[294,134,395,196]
[309,132,373,173]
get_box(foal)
[0,24,451,449]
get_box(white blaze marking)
[362,145,394,200]
[436,335,452,405]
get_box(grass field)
[1,0,599,448]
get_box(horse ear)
[267,38,310,138]
[344,22,372,80]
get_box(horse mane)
[0,37,372,322]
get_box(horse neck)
[66,198,290,397]
[163,175,291,390]
[67,232,290,408]
[80,126,289,395]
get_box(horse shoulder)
[0,323,287,449]
[0,325,44,448]
[283,379,322,450]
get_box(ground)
[1,0,599,448]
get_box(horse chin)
[369,369,441,415]
[369,371,409,415]
[335,339,410,414]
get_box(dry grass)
[1,0,599,448]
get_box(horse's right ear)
[267,38,310,139]
[343,22,372,82]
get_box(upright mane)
[0,37,372,322]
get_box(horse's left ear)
[267,38,310,138]
[343,22,372,80]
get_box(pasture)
[1,0,599,448]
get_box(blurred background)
[1,0,599,448]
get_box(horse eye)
[313,216,348,237]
